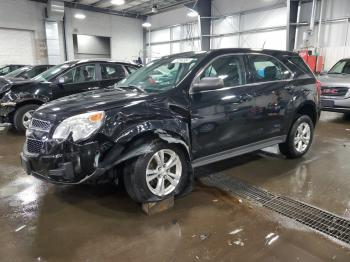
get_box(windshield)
[4,66,31,78]
[32,63,72,82]
[117,53,205,93]
[328,60,350,74]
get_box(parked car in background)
[0,64,26,76]
[20,49,320,203]
[3,65,53,79]
[319,58,350,113]
[0,59,140,131]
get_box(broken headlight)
[53,111,105,142]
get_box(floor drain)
[201,173,350,245]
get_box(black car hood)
[0,77,41,94]
[34,88,149,121]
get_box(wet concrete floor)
[0,112,350,261]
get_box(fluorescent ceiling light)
[111,0,125,5]
[187,10,199,17]
[142,22,152,28]
[74,13,86,19]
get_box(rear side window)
[200,55,245,87]
[247,55,291,83]
[287,56,314,77]
[61,64,97,84]
[101,64,126,80]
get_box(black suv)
[0,59,140,131]
[21,49,320,203]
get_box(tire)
[123,140,189,203]
[279,115,314,159]
[13,104,39,132]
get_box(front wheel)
[13,104,39,132]
[279,115,314,159]
[123,140,189,203]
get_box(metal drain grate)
[200,173,350,245]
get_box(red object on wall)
[316,56,324,73]
[308,55,317,72]
[298,49,324,73]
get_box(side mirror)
[191,77,224,93]
[58,77,65,85]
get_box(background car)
[3,65,53,79]
[0,59,141,132]
[319,58,350,114]
[0,64,27,76]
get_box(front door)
[190,54,255,159]
[245,54,294,141]
[56,63,100,97]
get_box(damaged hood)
[0,77,44,95]
[34,88,149,121]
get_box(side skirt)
[192,136,286,168]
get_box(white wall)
[296,0,350,69]
[0,0,48,64]
[211,5,287,50]
[211,0,286,16]
[0,0,144,65]
[64,8,143,63]
[150,7,198,29]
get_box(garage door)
[0,28,35,65]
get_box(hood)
[318,74,350,86]
[0,77,41,94]
[34,88,149,121]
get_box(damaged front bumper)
[21,138,108,185]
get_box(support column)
[286,0,299,51]
[197,0,212,51]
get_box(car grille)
[321,86,349,97]
[30,118,51,131]
[27,139,44,154]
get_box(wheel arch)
[295,101,318,126]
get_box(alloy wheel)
[294,122,311,153]
[145,149,182,197]
[22,110,34,129]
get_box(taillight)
[316,80,321,99]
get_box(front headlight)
[53,111,105,142]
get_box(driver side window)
[200,55,244,87]
[61,64,97,84]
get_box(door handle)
[88,87,99,90]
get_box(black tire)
[279,115,314,159]
[13,104,39,132]
[123,140,189,203]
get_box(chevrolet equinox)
[21,49,320,203]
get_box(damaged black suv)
[21,49,320,203]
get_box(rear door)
[57,63,100,96]
[245,54,294,141]
[190,54,256,159]
[99,63,128,88]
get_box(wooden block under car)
[142,197,174,215]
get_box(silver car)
[319,59,350,113]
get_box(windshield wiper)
[119,84,146,94]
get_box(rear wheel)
[123,140,189,203]
[13,104,39,132]
[279,115,314,159]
